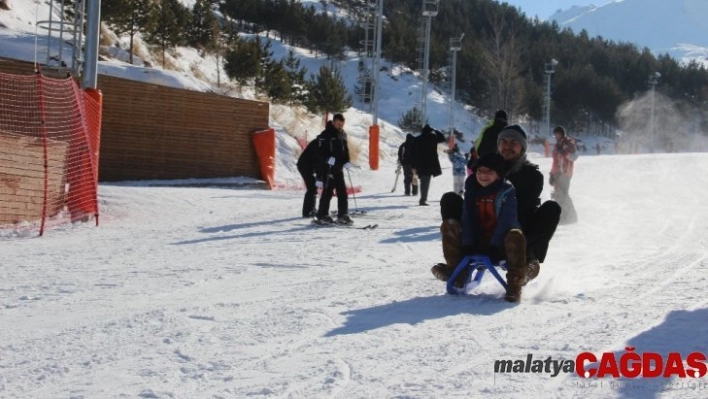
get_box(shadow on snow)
[325,294,511,337]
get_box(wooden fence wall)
[0,57,270,182]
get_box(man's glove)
[327,156,336,166]
[315,181,323,188]
[488,246,504,264]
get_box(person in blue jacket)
[432,153,528,302]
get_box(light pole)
[543,58,558,138]
[648,72,660,152]
[448,33,464,136]
[372,0,383,125]
[419,0,439,126]
[368,0,384,171]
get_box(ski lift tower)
[359,0,376,105]
[37,0,86,77]
[447,33,464,136]
[543,58,558,138]
[415,0,439,127]
[36,0,101,89]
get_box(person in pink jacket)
[550,125,578,224]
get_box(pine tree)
[223,38,260,90]
[262,61,292,103]
[147,0,191,67]
[253,37,274,94]
[398,107,424,132]
[306,65,353,115]
[282,49,308,105]
[103,0,154,65]
[188,0,219,52]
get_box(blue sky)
[496,0,597,19]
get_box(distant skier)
[445,144,467,195]
[550,125,578,224]
[412,124,446,206]
[313,114,355,225]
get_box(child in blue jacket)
[433,153,529,302]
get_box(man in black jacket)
[412,124,446,206]
[314,114,354,225]
[296,139,319,218]
[497,124,561,300]
[398,133,416,195]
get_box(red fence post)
[252,128,276,189]
[369,124,379,171]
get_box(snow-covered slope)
[2,151,708,398]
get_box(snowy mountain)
[550,0,708,66]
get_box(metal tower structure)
[415,0,439,127]
[359,0,376,104]
[37,0,86,76]
[36,0,101,89]
[371,0,384,125]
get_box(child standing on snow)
[445,144,467,195]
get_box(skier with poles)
[312,114,355,225]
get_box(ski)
[330,210,368,217]
[311,219,377,230]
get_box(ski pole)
[346,168,359,211]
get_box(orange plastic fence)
[0,70,101,235]
[252,128,276,189]
[369,124,379,170]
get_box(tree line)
[100,0,708,134]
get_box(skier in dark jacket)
[398,133,416,195]
[474,110,508,158]
[296,139,319,218]
[412,124,446,206]
[313,114,354,225]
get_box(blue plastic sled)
[446,255,508,295]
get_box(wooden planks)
[0,57,271,183]
[0,132,68,224]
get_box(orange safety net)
[0,69,101,235]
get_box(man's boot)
[525,258,540,286]
[503,229,527,302]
